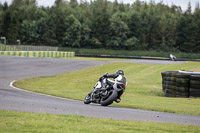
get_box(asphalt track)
[0,56,200,126]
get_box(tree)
[175,2,198,52]
[41,9,58,46]
[7,10,20,44]
[107,13,129,48]
[11,0,24,8]
[20,0,38,21]
[132,0,142,12]
[127,11,141,39]
[63,15,81,47]
[2,2,10,39]
[0,4,4,35]
[90,0,110,47]
[139,3,150,49]
[79,1,92,47]
[21,20,39,44]
[111,0,119,14]
[70,0,78,8]
[192,3,200,52]
[176,14,196,52]
[34,8,49,45]
[159,13,167,50]
[53,0,70,46]
[185,2,192,15]
[124,36,139,50]
[80,23,91,47]
[166,13,178,50]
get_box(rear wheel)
[100,90,118,106]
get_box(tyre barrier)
[161,71,200,98]
[0,51,75,58]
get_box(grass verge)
[72,57,129,61]
[60,47,200,59]
[1,110,200,132]
[14,61,200,116]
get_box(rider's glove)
[103,73,108,78]
[99,73,108,81]
[99,77,104,81]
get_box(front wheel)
[84,94,91,104]
[100,90,118,106]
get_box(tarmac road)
[0,56,200,126]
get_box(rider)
[101,70,126,103]
[170,54,176,61]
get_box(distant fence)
[0,51,75,58]
[0,44,58,51]
[75,54,200,61]
[75,54,170,60]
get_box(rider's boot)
[115,91,123,103]
[115,98,121,103]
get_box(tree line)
[0,0,200,53]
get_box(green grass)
[1,110,200,132]
[14,61,200,116]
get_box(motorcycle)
[84,74,127,106]
[170,54,176,61]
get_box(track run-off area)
[0,56,200,126]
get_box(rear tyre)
[100,90,118,106]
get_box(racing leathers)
[102,73,126,102]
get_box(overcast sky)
[0,0,199,11]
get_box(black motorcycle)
[84,74,127,106]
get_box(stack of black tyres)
[176,72,190,98]
[161,71,200,98]
[190,75,200,97]
[161,71,177,97]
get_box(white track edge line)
[10,80,80,102]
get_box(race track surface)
[0,56,200,126]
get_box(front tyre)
[100,90,118,106]
[84,95,91,104]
